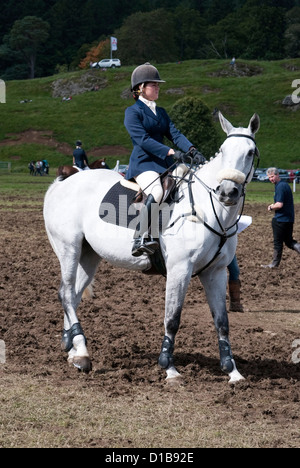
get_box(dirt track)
[0,201,300,447]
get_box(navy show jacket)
[124,99,193,180]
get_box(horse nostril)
[230,187,239,197]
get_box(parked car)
[288,170,297,183]
[252,168,266,181]
[257,169,289,182]
[92,59,121,69]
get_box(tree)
[285,7,300,57]
[173,6,207,60]
[115,9,178,65]
[8,16,50,78]
[170,97,220,158]
[206,3,286,60]
[240,4,286,59]
[79,39,110,69]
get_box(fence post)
[0,340,5,364]
[0,79,6,103]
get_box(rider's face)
[142,82,160,101]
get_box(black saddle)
[99,174,176,230]
[99,175,177,276]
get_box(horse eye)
[248,149,255,157]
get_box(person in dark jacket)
[73,140,90,170]
[124,62,205,257]
[262,167,300,268]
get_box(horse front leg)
[159,268,192,380]
[200,268,245,383]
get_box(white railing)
[0,162,11,172]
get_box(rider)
[124,62,206,257]
[73,140,90,171]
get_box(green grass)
[1,173,300,208]
[246,180,300,204]
[0,59,300,172]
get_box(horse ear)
[218,112,234,135]
[249,113,260,135]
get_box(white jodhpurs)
[135,171,163,204]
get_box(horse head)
[215,112,260,206]
[89,158,109,169]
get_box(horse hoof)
[72,357,92,373]
[229,369,245,384]
[166,366,181,380]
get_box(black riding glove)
[189,148,206,166]
[173,151,191,164]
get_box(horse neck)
[196,154,222,190]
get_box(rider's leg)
[132,171,163,257]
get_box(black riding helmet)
[131,62,166,91]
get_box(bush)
[170,97,220,158]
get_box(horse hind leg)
[159,270,192,380]
[63,240,101,373]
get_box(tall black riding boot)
[132,194,159,257]
[261,250,282,268]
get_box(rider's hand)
[189,148,206,165]
[173,151,190,164]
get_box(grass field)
[1,173,300,208]
[0,58,300,171]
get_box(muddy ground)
[0,201,299,447]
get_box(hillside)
[0,59,300,172]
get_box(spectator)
[28,161,35,175]
[73,140,90,171]
[262,167,300,268]
[35,160,43,176]
[42,159,49,175]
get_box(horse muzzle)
[217,180,243,206]
[216,169,246,206]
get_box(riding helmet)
[131,63,166,91]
